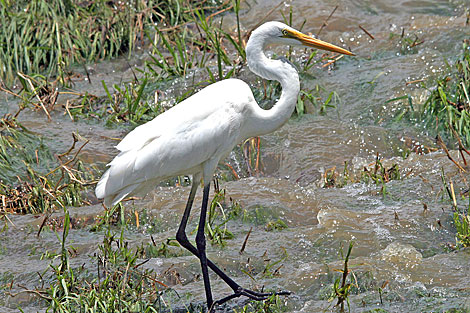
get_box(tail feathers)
[95,166,133,207]
[95,149,161,207]
[103,184,137,207]
[96,149,139,206]
[95,169,110,199]
[96,168,139,207]
[97,170,155,207]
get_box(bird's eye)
[282,29,289,37]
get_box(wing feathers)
[95,79,253,205]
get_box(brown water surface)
[1,0,470,312]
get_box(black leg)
[176,178,241,290]
[196,183,213,309]
[174,176,290,311]
[175,176,199,247]
[212,289,291,308]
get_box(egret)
[96,21,353,311]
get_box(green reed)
[330,242,355,312]
[8,0,343,128]
[0,0,162,86]
[392,42,470,148]
[441,168,470,248]
[44,210,167,312]
[322,156,400,193]
[38,201,286,312]
[0,117,95,214]
[146,4,245,82]
[422,43,470,147]
[453,200,470,248]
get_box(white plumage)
[96,79,257,206]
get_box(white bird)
[96,21,353,311]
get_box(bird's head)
[251,21,354,56]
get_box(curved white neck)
[244,32,300,137]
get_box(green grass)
[234,294,287,313]
[0,115,54,183]
[60,1,340,125]
[145,2,245,82]
[0,0,159,86]
[441,168,470,248]
[454,205,470,248]
[0,0,232,87]
[330,242,355,312]
[44,210,168,312]
[205,187,238,247]
[8,1,243,125]
[392,42,470,148]
[387,41,470,251]
[4,0,345,130]
[421,43,470,147]
[202,184,290,242]
[0,117,96,214]
[322,156,401,192]
[389,30,423,55]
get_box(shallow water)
[1,0,470,312]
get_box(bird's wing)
[96,79,257,205]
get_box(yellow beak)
[285,29,354,56]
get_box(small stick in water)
[317,5,338,37]
[240,227,252,254]
[358,25,374,40]
[405,79,424,86]
[436,135,466,172]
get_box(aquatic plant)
[329,242,356,312]
[234,293,287,313]
[42,209,171,312]
[261,248,288,279]
[389,30,423,55]
[441,168,470,248]
[18,200,286,312]
[0,116,95,214]
[0,0,234,86]
[0,0,160,86]
[422,42,470,147]
[204,183,289,244]
[0,115,54,183]
[5,1,242,125]
[204,184,243,247]
[299,86,341,116]
[5,0,343,130]
[145,2,245,82]
[392,42,470,148]
[453,204,470,248]
[322,155,401,191]
[143,237,185,258]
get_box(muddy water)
[2,0,470,312]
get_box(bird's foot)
[210,288,291,311]
[236,287,291,299]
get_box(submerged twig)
[239,227,252,254]
[358,25,374,40]
[322,54,344,68]
[37,212,52,237]
[205,0,233,22]
[46,134,89,178]
[405,79,424,86]
[17,72,53,120]
[317,5,338,37]
[450,127,470,166]
[436,135,466,172]
[245,1,284,40]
